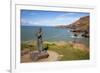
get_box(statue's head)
[39,27,42,32]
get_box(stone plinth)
[30,51,49,61]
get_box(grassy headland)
[21,41,89,61]
[56,16,90,38]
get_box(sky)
[21,10,89,26]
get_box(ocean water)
[21,26,89,47]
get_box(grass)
[21,42,36,51]
[21,41,89,61]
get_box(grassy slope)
[70,16,89,33]
[56,16,90,37]
[21,41,89,61]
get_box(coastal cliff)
[69,16,89,37]
[56,16,90,37]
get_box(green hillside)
[68,16,90,37]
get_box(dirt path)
[21,50,60,63]
[37,50,60,62]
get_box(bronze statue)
[36,27,43,53]
[30,27,49,61]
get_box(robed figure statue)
[36,27,43,53]
[30,27,49,61]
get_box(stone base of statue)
[30,51,49,61]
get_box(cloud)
[21,18,50,26]
[21,18,35,25]
[21,12,84,26]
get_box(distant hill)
[69,16,89,37]
[56,16,90,37]
[69,16,89,31]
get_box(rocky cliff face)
[56,16,90,37]
[68,16,90,37]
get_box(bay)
[21,26,89,47]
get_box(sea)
[21,26,89,47]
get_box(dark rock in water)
[81,33,89,38]
[81,30,89,38]
[74,33,78,37]
[30,51,49,61]
[66,16,89,38]
[71,29,85,32]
